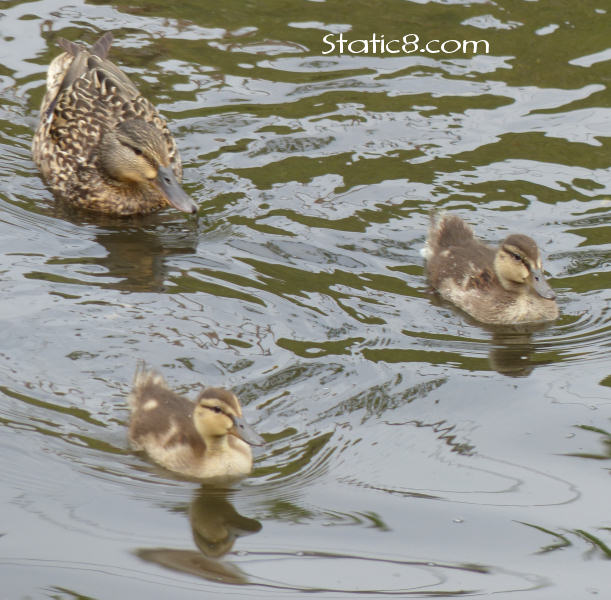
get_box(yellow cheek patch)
[143,165,157,180]
[520,265,530,281]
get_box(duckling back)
[427,212,475,253]
[128,370,206,471]
[425,213,496,295]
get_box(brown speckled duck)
[422,213,558,325]
[32,32,198,216]
[128,369,264,481]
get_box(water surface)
[0,0,609,598]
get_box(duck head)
[494,234,556,300]
[98,119,198,214]
[193,388,264,447]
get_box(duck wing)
[45,33,121,120]
[44,32,179,171]
[129,371,205,454]
[428,242,498,292]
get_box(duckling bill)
[128,370,264,481]
[422,213,558,325]
[32,32,198,216]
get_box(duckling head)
[193,388,264,447]
[494,234,556,300]
[98,119,198,214]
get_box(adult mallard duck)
[32,32,198,216]
[128,369,264,481]
[422,213,558,325]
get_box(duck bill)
[231,416,265,446]
[531,267,556,300]
[155,166,198,214]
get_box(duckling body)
[128,370,263,481]
[423,213,558,324]
[33,32,197,216]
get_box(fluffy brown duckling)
[128,370,264,481]
[422,213,558,324]
[32,32,198,215]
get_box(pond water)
[0,0,609,598]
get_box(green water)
[0,0,609,597]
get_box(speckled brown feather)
[32,32,182,215]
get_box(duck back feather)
[32,32,196,215]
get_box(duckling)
[422,213,558,324]
[32,32,198,216]
[128,369,264,481]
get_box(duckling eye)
[509,251,522,262]
[211,406,223,414]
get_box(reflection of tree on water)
[135,487,261,582]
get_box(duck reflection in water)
[129,368,264,580]
[94,224,200,292]
[488,330,549,377]
[424,290,557,377]
[136,488,262,583]
[47,215,200,293]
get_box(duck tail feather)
[90,31,113,59]
[429,212,473,250]
[57,37,83,57]
[57,31,113,59]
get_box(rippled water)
[1,0,610,598]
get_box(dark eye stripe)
[504,247,524,263]
[120,141,143,156]
[201,404,226,415]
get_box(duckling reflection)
[135,488,261,583]
[446,310,556,377]
[488,331,538,377]
[128,368,264,481]
[190,487,262,557]
[422,213,558,324]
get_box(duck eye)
[211,406,223,414]
[123,143,144,156]
[509,251,522,262]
